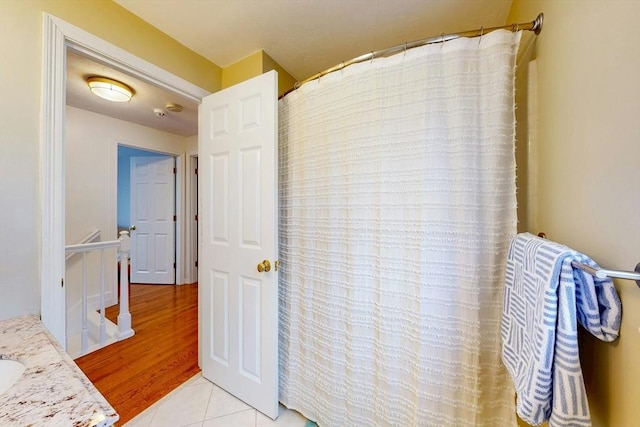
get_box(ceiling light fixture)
[86,76,134,102]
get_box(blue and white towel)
[501,233,621,426]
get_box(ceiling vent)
[166,103,183,113]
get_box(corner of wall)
[261,51,297,97]
[221,51,264,90]
[221,50,297,97]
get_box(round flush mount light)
[86,76,134,102]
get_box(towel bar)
[537,232,640,288]
[571,261,640,288]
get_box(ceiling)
[68,0,514,137]
[66,50,199,136]
[114,0,514,81]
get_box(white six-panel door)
[199,71,279,419]
[130,156,176,284]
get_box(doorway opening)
[42,12,209,346]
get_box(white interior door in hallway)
[199,71,279,419]
[130,156,176,284]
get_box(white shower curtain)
[278,30,521,427]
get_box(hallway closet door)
[129,156,176,284]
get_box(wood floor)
[75,283,199,425]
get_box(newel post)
[117,231,135,340]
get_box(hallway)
[75,283,199,424]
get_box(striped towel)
[501,233,621,426]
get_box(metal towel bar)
[571,261,640,288]
[537,232,640,288]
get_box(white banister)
[99,249,106,347]
[116,231,134,340]
[81,252,88,355]
[65,239,120,252]
[64,230,135,357]
[65,229,101,261]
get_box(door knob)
[129,225,137,231]
[257,260,271,273]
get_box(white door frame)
[42,14,209,346]
[117,144,185,285]
[185,150,199,285]
[185,151,200,368]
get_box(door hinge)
[195,214,198,221]
[173,167,177,174]
[195,260,198,268]
[173,215,177,222]
[61,278,64,288]
[195,168,198,175]
[173,262,176,269]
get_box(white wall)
[185,135,198,153]
[66,106,188,245]
[508,1,640,426]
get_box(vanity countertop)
[0,315,118,426]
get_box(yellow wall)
[221,51,264,90]
[261,51,298,97]
[0,0,221,320]
[40,1,221,92]
[222,50,297,97]
[509,1,640,425]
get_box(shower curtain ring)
[440,33,445,49]
[370,52,375,64]
[479,26,484,45]
[403,42,407,57]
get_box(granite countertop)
[0,315,118,426]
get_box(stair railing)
[116,231,134,341]
[64,231,134,355]
[65,229,100,261]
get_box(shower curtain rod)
[282,13,544,98]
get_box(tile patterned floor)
[122,373,309,427]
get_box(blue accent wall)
[117,146,172,229]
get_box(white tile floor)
[122,373,310,427]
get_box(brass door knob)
[257,259,271,273]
